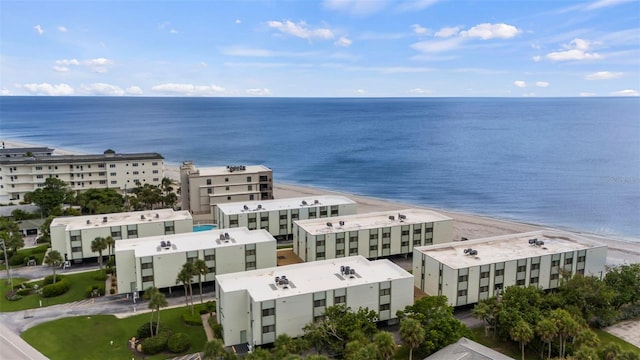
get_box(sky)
[1,0,639,97]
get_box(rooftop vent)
[339,220,345,226]
[141,214,145,220]
[224,232,230,240]
[155,213,160,218]
[301,200,308,206]
[86,219,91,225]
[389,215,395,221]
[244,205,249,210]
[398,214,406,221]
[327,222,333,227]
[314,199,320,204]
[257,204,262,209]
[463,248,478,256]
[161,240,167,248]
[528,238,545,246]
[102,216,108,223]
[219,234,225,241]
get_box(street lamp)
[0,238,13,288]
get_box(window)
[480,286,489,292]
[98,171,106,176]
[141,262,153,269]
[530,277,539,284]
[425,226,433,233]
[127,225,138,237]
[206,179,212,185]
[331,206,339,216]
[110,164,116,168]
[401,230,410,236]
[70,231,81,242]
[279,224,287,230]
[565,258,573,265]
[414,228,421,235]
[132,163,139,167]
[279,214,287,220]
[71,246,82,252]
[207,188,212,194]
[531,264,540,270]
[247,176,252,182]
[246,249,256,256]
[319,207,328,217]
[262,325,275,334]
[262,308,275,317]
[577,256,586,263]
[516,279,525,286]
[308,210,316,218]
[316,240,325,247]
[550,273,559,280]
[110,172,117,176]
[260,215,269,222]
[313,299,326,307]
[98,163,105,168]
[382,243,390,249]
[153,170,159,174]
[369,233,378,240]
[248,185,252,191]
[249,194,254,200]
[494,283,504,291]
[336,237,345,245]
[379,288,390,296]
[246,261,256,269]
[164,221,175,234]
[133,171,139,175]
[369,245,378,251]
[551,260,560,267]
[336,249,345,256]
[480,271,490,279]
[204,254,215,261]
[99,180,106,184]
[142,275,154,282]
[457,290,467,296]
[517,265,526,272]
[260,175,268,182]
[334,295,346,304]
[208,266,215,273]
[36,174,44,179]
[225,177,229,182]
[458,275,468,282]
[229,219,239,226]
[317,252,325,258]
[412,239,420,246]
[495,269,504,276]
[152,162,158,166]
[379,303,391,311]
[225,186,230,191]
[227,196,231,200]
[111,227,122,239]
[314,315,325,322]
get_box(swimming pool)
[193,224,217,232]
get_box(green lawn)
[1,244,49,270]
[0,270,106,312]
[22,306,208,360]
[593,328,640,353]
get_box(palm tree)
[536,317,558,359]
[550,308,581,358]
[44,250,63,283]
[91,236,108,270]
[510,319,534,360]
[176,262,197,314]
[399,317,424,360]
[373,331,397,360]
[143,287,168,336]
[202,339,226,360]
[193,259,209,304]
[105,236,115,261]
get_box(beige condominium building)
[293,209,453,262]
[216,255,414,347]
[50,208,193,263]
[180,162,273,223]
[216,195,357,240]
[0,149,164,203]
[413,230,608,307]
[116,227,277,295]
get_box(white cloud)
[245,88,272,96]
[461,23,520,40]
[323,0,388,16]
[34,25,44,35]
[435,26,460,38]
[80,83,125,96]
[545,38,603,61]
[522,92,537,97]
[54,58,114,73]
[586,0,635,10]
[585,71,623,80]
[235,19,241,24]
[409,88,431,94]
[610,89,639,96]
[20,83,74,96]
[151,83,226,96]
[1,88,11,96]
[84,58,113,66]
[354,89,367,94]
[514,81,527,87]
[169,29,179,34]
[267,20,334,40]
[126,86,144,95]
[57,26,67,32]
[579,92,597,97]
[56,59,81,66]
[536,81,549,87]
[411,37,464,53]
[412,24,429,35]
[52,66,69,72]
[532,55,542,62]
[334,36,352,47]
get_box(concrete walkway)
[605,319,640,349]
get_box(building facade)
[215,255,413,347]
[180,162,273,223]
[0,149,164,202]
[293,209,453,262]
[216,195,357,240]
[50,208,193,263]
[116,227,277,294]
[413,231,608,307]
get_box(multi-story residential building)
[216,195,357,240]
[116,227,277,295]
[215,255,413,347]
[413,230,608,307]
[293,209,453,262]
[180,162,273,223]
[0,147,54,158]
[0,149,164,202]
[50,208,192,263]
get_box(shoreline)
[3,138,639,266]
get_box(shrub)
[110,288,116,295]
[167,332,191,353]
[16,287,32,296]
[106,268,114,275]
[182,311,202,326]
[137,322,157,340]
[93,272,107,281]
[141,330,170,355]
[9,254,26,266]
[43,275,65,285]
[211,323,223,339]
[30,246,48,254]
[85,285,105,298]
[42,279,70,298]
[6,291,22,301]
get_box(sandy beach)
[4,138,640,266]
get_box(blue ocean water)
[1,96,639,240]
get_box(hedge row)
[42,279,70,298]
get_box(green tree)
[0,217,24,257]
[273,334,302,358]
[397,296,471,356]
[105,236,115,261]
[535,317,558,359]
[44,250,63,283]
[573,345,599,360]
[399,318,425,360]
[90,236,108,270]
[509,319,533,360]
[193,259,209,304]
[244,347,272,360]
[176,262,196,314]
[160,177,178,208]
[472,297,502,337]
[605,264,640,310]
[24,177,73,216]
[143,287,168,336]
[10,208,38,220]
[38,215,55,243]
[550,308,581,358]
[131,182,162,210]
[202,338,226,360]
[557,273,617,325]
[75,188,125,214]
[373,331,397,360]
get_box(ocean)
[1,96,639,240]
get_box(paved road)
[0,322,48,360]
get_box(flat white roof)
[216,195,356,215]
[115,227,275,258]
[416,231,607,269]
[216,255,412,302]
[51,209,192,231]
[195,165,271,176]
[294,208,452,235]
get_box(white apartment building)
[116,227,277,294]
[413,231,608,307]
[50,208,192,263]
[0,147,54,158]
[293,209,453,262]
[216,195,357,240]
[215,255,414,347]
[0,149,164,203]
[180,162,273,223]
